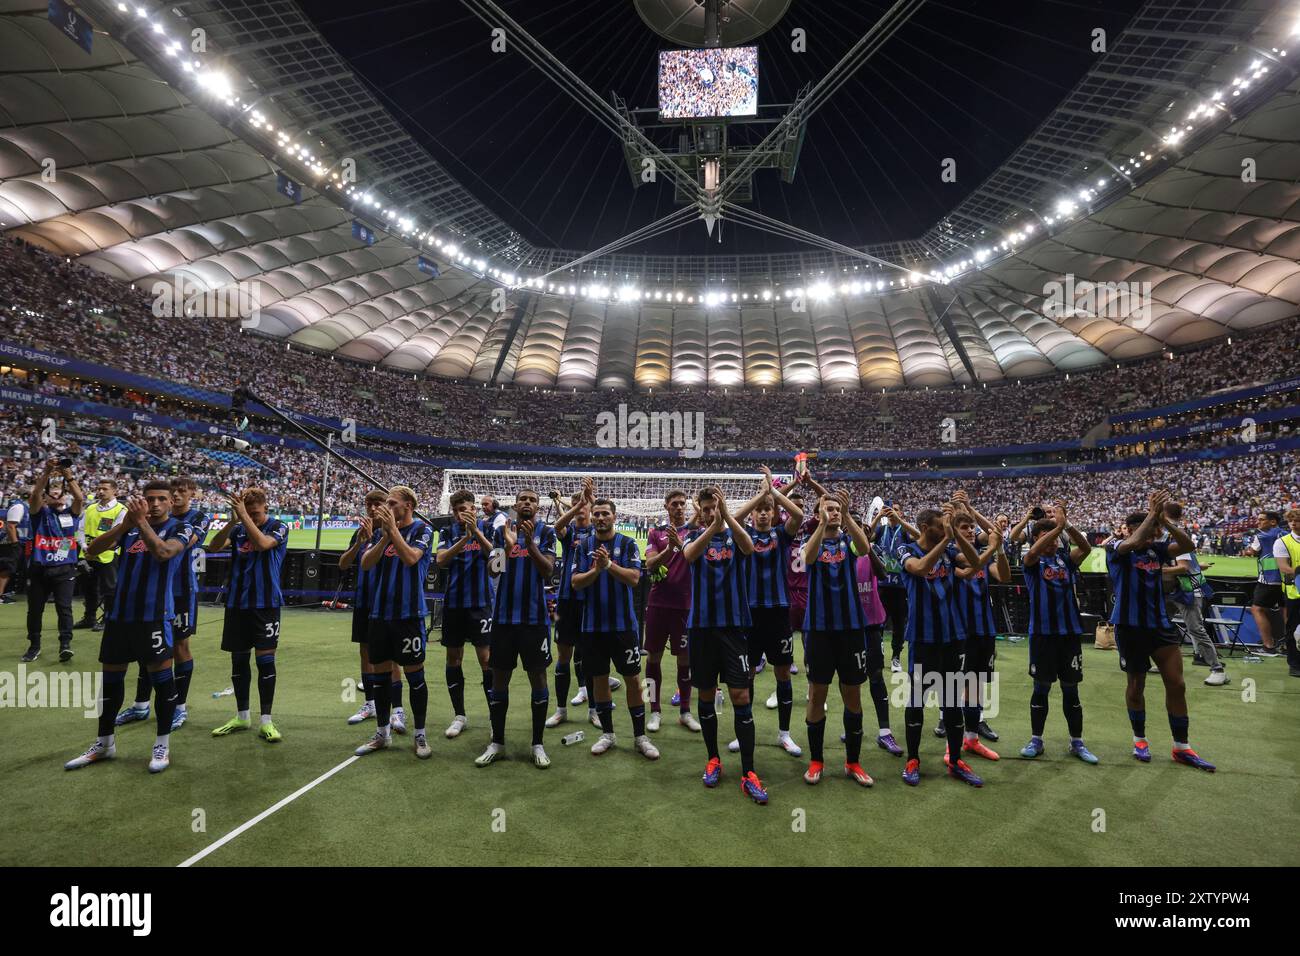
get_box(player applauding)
[476,489,556,769]
[571,497,658,760]
[683,488,763,803]
[1106,491,1214,771]
[436,489,495,738]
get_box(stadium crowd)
[4,236,1297,455]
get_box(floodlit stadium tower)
[440,468,794,521]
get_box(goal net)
[440,468,794,521]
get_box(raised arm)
[837,489,871,555]
[683,510,722,564]
[719,494,753,556]
[1117,491,1168,555]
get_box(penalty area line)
[178,755,360,867]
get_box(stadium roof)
[1,0,1298,389]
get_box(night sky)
[299,0,1146,255]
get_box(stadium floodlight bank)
[441,469,794,518]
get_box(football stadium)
[0,0,1297,911]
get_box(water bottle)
[561,730,585,746]
[212,685,234,698]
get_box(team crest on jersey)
[1041,563,1070,581]
[706,545,734,562]
[127,538,147,554]
[817,548,846,564]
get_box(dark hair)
[98,477,118,489]
[516,487,539,500]
[1125,511,1147,529]
[665,490,687,504]
[1262,510,1282,524]
[169,476,197,492]
[592,497,616,512]
[755,492,775,511]
[1031,518,1057,541]
[916,508,943,527]
[143,479,172,495]
[1163,500,1183,520]
[364,489,387,505]
[449,489,474,509]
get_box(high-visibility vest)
[1281,532,1300,600]
[83,500,126,565]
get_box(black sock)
[868,671,889,730]
[390,679,403,709]
[531,686,548,746]
[446,665,465,716]
[481,669,494,710]
[152,667,177,736]
[1030,682,1051,737]
[370,673,391,729]
[362,670,374,705]
[489,686,508,744]
[133,668,151,707]
[698,696,719,760]
[231,652,251,713]
[1128,708,1146,738]
[1168,712,1189,745]
[99,670,125,737]
[963,703,982,735]
[808,716,827,763]
[630,704,646,737]
[844,708,864,764]
[944,706,964,765]
[776,678,794,733]
[255,653,276,716]
[573,648,585,689]
[585,672,596,709]
[555,661,571,706]
[174,659,194,706]
[735,703,755,775]
[596,699,614,734]
[904,706,923,760]
[408,669,427,732]
[1061,682,1083,738]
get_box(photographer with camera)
[22,458,85,663]
[0,486,31,604]
[75,478,126,632]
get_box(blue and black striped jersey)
[875,523,908,587]
[1106,540,1172,629]
[349,526,383,612]
[954,553,998,639]
[109,516,192,623]
[172,508,211,606]
[1024,547,1083,636]
[896,541,959,644]
[558,524,594,601]
[803,531,865,632]
[437,520,491,610]
[492,522,556,626]
[370,519,434,620]
[686,529,751,629]
[745,525,791,609]
[576,532,641,633]
[226,518,289,609]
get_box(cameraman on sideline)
[22,458,85,663]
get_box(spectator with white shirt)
[1162,501,1226,686]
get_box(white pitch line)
[178,755,359,867]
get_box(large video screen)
[658,46,759,120]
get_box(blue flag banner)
[48,0,93,54]
[276,171,302,204]
[352,221,376,245]
[417,256,440,277]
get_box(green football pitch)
[1,602,1296,867]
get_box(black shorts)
[351,608,370,644]
[806,628,869,686]
[489,623,552,673]
[368,617,427,666]
[1252,583,1284,610]
[554,598,583,647]
[964,631,997,678]
[863,624,885,673]
[585,629,642,677]
[99,618,174,666]
[1028,632,1083,684]
[0,541,20,574]
[221,607,281,653]
[172,593,199,640]
[747,605,794,666]
[906,640,965,707]
[1114,623,1182,674]
[688,627,750,690]
[440,606,492,648]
